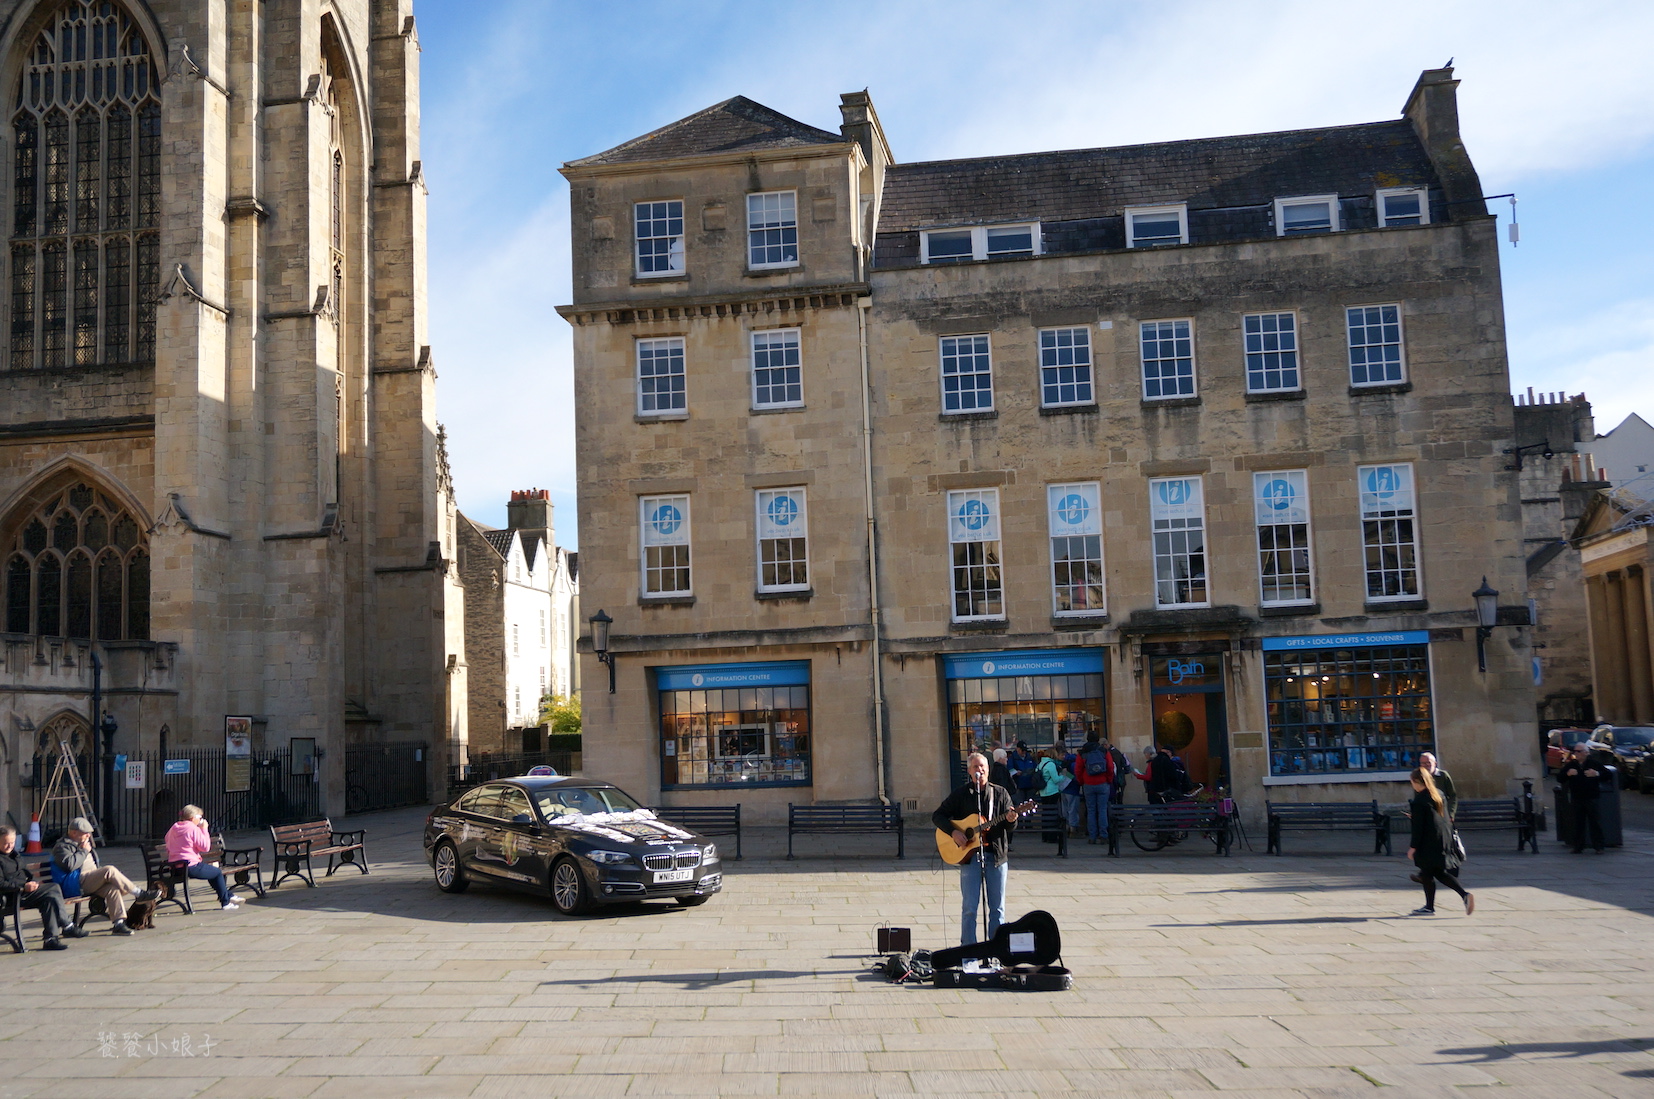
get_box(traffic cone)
[24,814,42,853]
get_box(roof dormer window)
[1274,195,1340,236]
[1126,205,1188,248]
[1377,188,1428,227]
[921,223,1040,264]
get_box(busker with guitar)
[933,752,1032,946]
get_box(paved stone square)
[3,805,1652,1098]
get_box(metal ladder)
[36,728,98,838]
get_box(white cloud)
[1509,296,1654,432]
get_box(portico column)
[1602,572,1630,723]
[1627,566,1654,723]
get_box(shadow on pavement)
[1437,1037,1654,1065]
[540,967,845,990]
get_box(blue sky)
[418,0,1654,547]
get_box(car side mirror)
[512,814,534,826]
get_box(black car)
[1601,726,1654,792]
[422,776,721,914]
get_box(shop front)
[1262,631,1435,783]
[655,660,812,789]
[1149,653,1230,792]
[943,649,1106,779]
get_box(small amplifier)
[877,926,911,953]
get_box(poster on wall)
[225,716,253,793]
[125,760,146,789]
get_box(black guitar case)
[931,910,1072,991]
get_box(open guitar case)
[930,910,1072,991]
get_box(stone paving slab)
[3,804,1653,1096]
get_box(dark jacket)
[1428,767,1458,819]
[1409,790,1459,872]
[988,761,1015,793]
[0,847,32,891]
[933,780,1019,868]
[1560,754,1609,800]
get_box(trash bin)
[1552,767,1623,848]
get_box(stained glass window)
[2,479,148,638]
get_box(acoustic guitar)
[935,798,1037,864]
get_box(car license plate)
[653,868,693,883]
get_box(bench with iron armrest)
[1,855,105,950]
[1266,800,1391,855]
[268,820,368,889]
[1107,802,1234,856]
[787,803,904,859]
[140,835,267,914]
[648,804,742,860]
[1452,797,1539,853]
[1032,802,1068,857]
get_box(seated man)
[1,824,84,950]
[50,817,156,936]
[164,805,243,911]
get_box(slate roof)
[481,529,513,557]
[876,120,1438,233]
[567,96,843,168]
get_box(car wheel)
[433,841,468,894]
[549,857,590,916]
[674,894,711,907]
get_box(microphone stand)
[975,781,990,950]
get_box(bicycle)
[345,771,370,815]
[1128,785,1230,852]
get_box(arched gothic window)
[9,1,159,371]
[3,480,148,639]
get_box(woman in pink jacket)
[164,805,241,910]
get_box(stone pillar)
[1602,571,1630,723]
[1626,566,1654,723]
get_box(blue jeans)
[188,862,233,904]
[958,857,1007,945]
[1084,783,1112,840]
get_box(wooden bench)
[268,819,368,889]
[2,854,105,949]
[1452,797,1539,853]
[140,835,267,914]
[787,803,904,859]
[1266,800,1391,855]
[1029,802,1069,857]
[648,805,742,860]
[1107,802,1234,857]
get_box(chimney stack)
[1403,67,1485,215]
[507,488,552,532]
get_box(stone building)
[1512,391,1604,728]
[456,489,578,755]
[0,0,458,825]
[1572,483,1654,725]
[1585,411,1654,490]
[561,68,1538,822]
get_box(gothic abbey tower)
[0,0,464,823]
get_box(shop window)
[947,488,1002,621]
[658,663,811,788]
[944,650,1108,784]
[1149,476,1206,607]
[1359,464,1420,600]
[640,494,691,595]
[1264,639,1434,777]
[1047,482,1104,615]
[1254,471,1314,606]
[755,488,808,592]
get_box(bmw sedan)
[422,776,721,914]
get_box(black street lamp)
[590,609,616,694]
[1473,576,1500,673]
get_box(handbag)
[1450,830,1467,861]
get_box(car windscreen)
[1611,727,1654,747]
[534,786,644,819]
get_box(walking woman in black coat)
[1407,767,1474,916]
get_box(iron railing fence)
[344,741,429,814]
[30,746,322,843]
[445,750,575,802]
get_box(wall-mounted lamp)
[1473,576,1500,673]
[590,609,615,694]
[1502,439,1554,471]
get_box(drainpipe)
[89,649,105,830]
[858,295,889,806]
